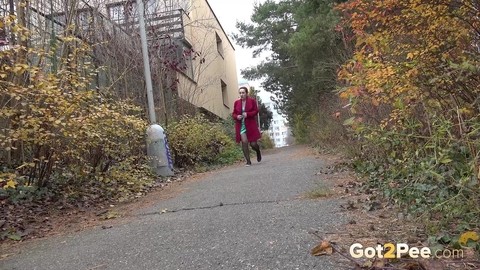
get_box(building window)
[77,9,93,30]
[178,41,194,80]
[107,0,156,25]
[221,80,228,108]
[159,39,194,80]
[49,8,93,34]
[50,13,66,34]
[215,32,223,57]
[107,1,135,24]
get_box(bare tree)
[2,0,234,125]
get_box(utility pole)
[137,0,173,176]
[136,0,156,124]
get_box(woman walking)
[232,86,262,166]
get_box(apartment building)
[0,0,238,120]
[264,101,290,148]
[98,0,239,119]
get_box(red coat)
[232,97,261,143]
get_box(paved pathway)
[2,145,347,270]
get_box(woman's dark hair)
[239,86,249,93]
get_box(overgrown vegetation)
[260,132,275,150]
[0,17,152,202]
[0,7,242,242]
[167,115,242,168]
[337,0,480,236]
[0,15,155,240]
[235,0,480,244]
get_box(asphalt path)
[2,145,348,270]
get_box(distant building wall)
[178,0,238,119]
[265,102,290,148]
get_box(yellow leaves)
[3,179,16,189]
[339,91,350,100]
[16,162,35,169]
[101,211,120,220]
[459,231,479,247]
[0,33,151,196]
[407,51,420,60]
[311,241,333,256]
[459,107,474,117]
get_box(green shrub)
[352,116,480,234]
[261,132,275,149]
[219,117,237,142]
[290,109,349,152]
[167,115,240,168]
[215,146,243,165]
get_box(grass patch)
[306,183,332,199]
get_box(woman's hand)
[237,115,243,120]
[242,112,247,118]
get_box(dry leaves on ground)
[309,154,480,270]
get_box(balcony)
[108,7,190,42]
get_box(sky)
[206,0,273,103]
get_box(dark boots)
[242,142,262,166]
[250,142,262,162]
[242,142,251,166]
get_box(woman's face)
[239,89,247,99]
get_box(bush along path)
[0,113,248,244]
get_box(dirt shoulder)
[309,152,480,270]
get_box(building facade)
[96,0,239,119]
[265,101,290,148]
[1,0,239,120]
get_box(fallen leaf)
[3,179,16,189]
[311,240,333,256]
[103,211,120,220]
[459,231,479,246]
